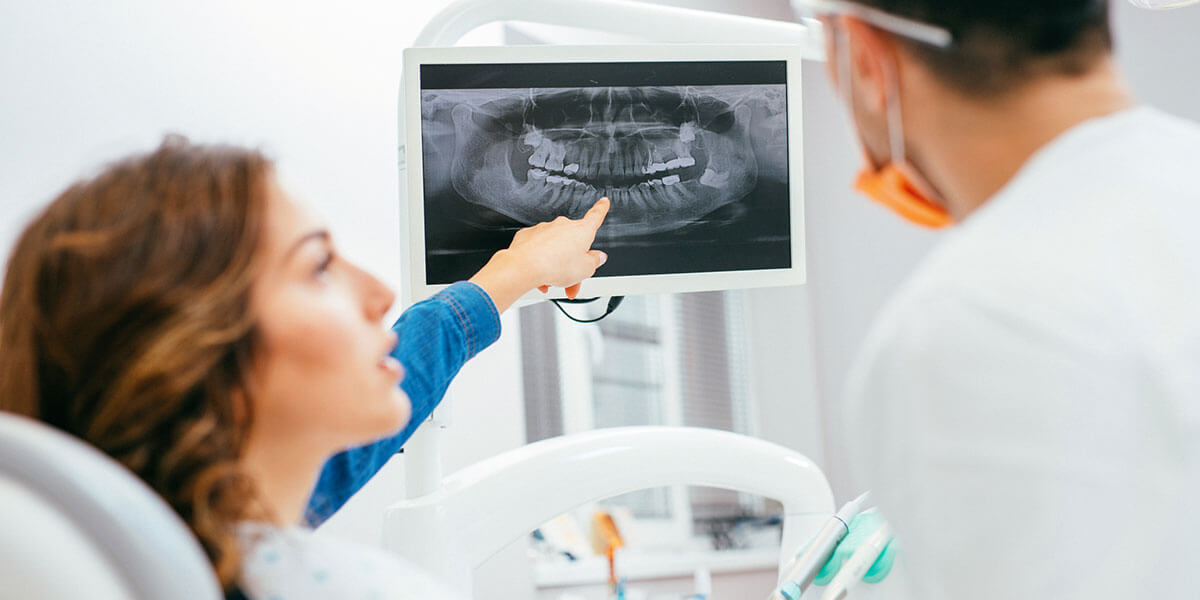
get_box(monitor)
[401,44,805,304]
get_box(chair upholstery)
[0,412,222,599]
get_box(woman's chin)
[385,388,413,432]
[345,389,411,446]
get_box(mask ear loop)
[834,21,853,106]
[874,36,947,204]
[873,34,907,167]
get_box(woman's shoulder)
[236,522,464,600]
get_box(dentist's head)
[804,0,1130,224]
[0,136,410,587]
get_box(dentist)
[796,0,1200,597]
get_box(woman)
[0,136,609,598]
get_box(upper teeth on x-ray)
[421,85,785,238]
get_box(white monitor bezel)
[401,43,806,305]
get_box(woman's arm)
[304,199,609,526]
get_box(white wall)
[0,0,501,308]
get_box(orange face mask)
[830,20,954,229]
[854,164,952,229]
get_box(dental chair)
[0,412,222,600]
[385,426,834,597]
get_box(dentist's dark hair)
[0,135,270,591]
[851,0,1113,96]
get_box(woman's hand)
[469,198,610,313]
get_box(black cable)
[549,296,625,323]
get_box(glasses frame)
[796,0,953,48]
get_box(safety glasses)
[791,0,953,48]
[1128,0,1200,7]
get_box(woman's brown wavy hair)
[0,136,271,590]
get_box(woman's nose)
[349,262,395,321]
[367,276,396,321]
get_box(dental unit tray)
[400,43,807,304]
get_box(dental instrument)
[593,510,625,595]
[769,491,870,600]
[817,522,895,600]
[685,567,712,600]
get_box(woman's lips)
[379,354,404,383]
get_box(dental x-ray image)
[419,61,791,284]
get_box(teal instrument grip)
[813,512,896,586]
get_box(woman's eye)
[315,252,334,277]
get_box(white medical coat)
[844,106,1200,599]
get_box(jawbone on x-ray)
[422,85,785,238]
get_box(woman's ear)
[230,384,250,429]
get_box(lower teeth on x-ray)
[420,83,790,283]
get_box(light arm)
[415,0,823,58]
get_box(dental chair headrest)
[0,411,222,599]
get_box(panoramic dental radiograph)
[419,64,791,284]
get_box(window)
[520,290,780,550]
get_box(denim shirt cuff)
[436,281,501,358]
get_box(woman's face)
[247,177,409,452]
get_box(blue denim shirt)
[303,282,500,526]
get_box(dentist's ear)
[842,16,902,116]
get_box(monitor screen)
[402,45,804,303]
